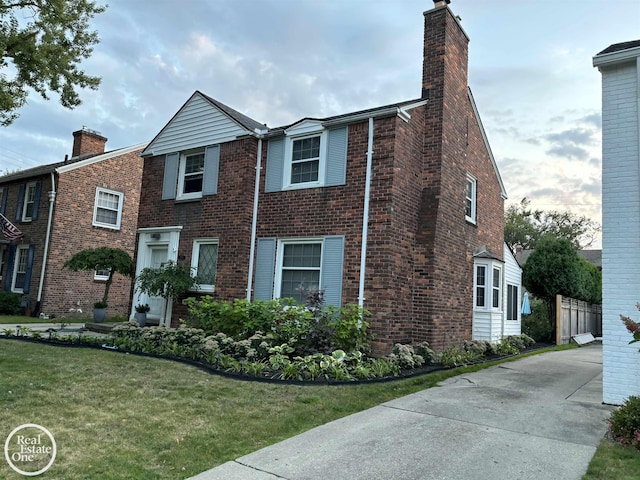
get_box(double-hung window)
[277,241,322,304]
[474,262,502,311]
[12,245,29,293]
[191,239,218,292]
[22,182,37,221]
[93,188,124,229]
[291,136,321,184]
[178,150,205,200]
[465,174,477,224]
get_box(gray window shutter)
[162,153,179,200]
[265,138,284,192]
[321,235,344,307]
[325,126,348,187]
[202,145,220,195]
[22,244,35,294]
[31,181,42,221]
[15,184,25,221]
[254,238,276,300]
[4,244,15,291]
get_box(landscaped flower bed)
[0,294,536,383]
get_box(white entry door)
[147,246,169,322]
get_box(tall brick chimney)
[72,128,107,158]
[418,1,470,246]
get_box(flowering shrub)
[610,396,640,449]
[388,343,425,369]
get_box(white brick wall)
[599,57,640,405]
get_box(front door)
[147,246,169,323]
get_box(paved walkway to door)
[190,345,612,480]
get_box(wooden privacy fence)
[555,295,602,345]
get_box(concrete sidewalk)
[190,345,613,480]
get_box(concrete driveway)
[190,344,613,480]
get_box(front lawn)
[0,340,560,479]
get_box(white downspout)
[36,171,56,312]
[247,136,263,301]
[358,117,374,308]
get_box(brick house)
[0,129,145,318]
[134,1,512,352]
[593,39,640,404]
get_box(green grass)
[0,315,130,324]
[0,340,565,479]
[584,439,640,480]
[0,314,88,324]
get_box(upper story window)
[264,121,347,193]
[22,182,37,221]
[93,188,124,230]
[465,174,477,224]
[291,136,321,184]
[191,239,218,292]
[178,150,205,200]
[162,145,220,202]
[0,187,5,215]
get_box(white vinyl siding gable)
[143,93,250,157]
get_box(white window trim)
[274,238,323,300]
[465,174,477,224]
[506,284,519,321]
[22,182,37,222]
[283,131,328,190]
[93,187,124,230]
[177,149,205,201]
[0,244,5,281]
[191,238,219,293]
[94,268,111,281]
[11,245,29,293]
[474,261,503,312]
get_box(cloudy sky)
[1,0,639,248]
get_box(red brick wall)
[137,138,257,322]
[42,149,144,317]
[0,175,51,313]
[412,6,505,350]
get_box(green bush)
[0,291,21,314]
[610,396,640,449]
[522,298,553,342]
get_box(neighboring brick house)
[593,39,640,404]
[0,128,145,318]
[134,1,511,352]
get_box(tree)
[135,261,200,327]
[63,247,134,306]
[505,198,600,251]
[523,236,602,337]
[0,0,107,126]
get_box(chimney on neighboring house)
[71,127,107,157]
